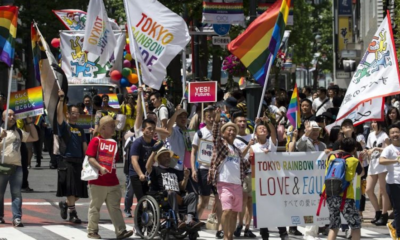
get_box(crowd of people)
[0,83,399,240]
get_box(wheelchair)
[134,191,202,240]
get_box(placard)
[10,86,44,119]
[97,138,118,173]
[188,81,217,103]
[197,139,214,166]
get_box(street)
[0,154,394,240]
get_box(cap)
[223,97,238,109]
[309,121,321,129]
[203,105,215,112]
[221,122,239,133]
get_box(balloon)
[130,85,138,92]
[123,60,131,68]
[127,73,138,84]
[120,77,130,87]
[51,38,60,48]
[126,38,130,44]
[125,53,132,61]
[122,68,132,78]
[110,70,122,81]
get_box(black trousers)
[387,183,400,236]
[167,191,198,218]
[130,175,149,202]
[33,125,43,164]
[20,142,29,189]
[260,227,287,237]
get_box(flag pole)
[1,66,14,164]
[181,49,188,111]
[130,36,147,118]
[34,21,61,90]
[256,54,273,119]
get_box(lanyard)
[179,128,192,151]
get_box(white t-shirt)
[366,131,389,175]
[153,104,168,127]
[380,144,400,184]
[218,144,241,185]
[0,127,29,166]
[233,134,252,160]
[192,127,213,169]
[251,139,277,153]
[312,97,333,116]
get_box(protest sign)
[10,86,44,119]
[97,138,118,173]
[197,139,213,166]
[253,152,330,228]
[188,81,217,103]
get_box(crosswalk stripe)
[43,225,90,240]
[0,227,36,240]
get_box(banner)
[338,0,352,16]
[336,13,400,121]
[76,115,93,133]
[83,0,117,65]
[10,86,44,119]
[253,152,330,228]
[52,9,120,31]
[124,0,190,90]
[202,0,245,25]
[60,32,125,84]
[326,98,384,132]
[97,138,118,173]
[188,81,217,103]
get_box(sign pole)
[1,66,14,164]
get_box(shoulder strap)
[196,129,203,139]
[236,137,249,145]
[17,128,22,140]
[316,98,330,113]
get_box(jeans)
[124,175,134,212]
[0,166,23,220]
[387,183,400,236]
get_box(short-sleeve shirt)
[0,127,29,166]
[233,134,252,160]
[168,126,192,171]
[218,144,241,185]
[86,136,119,186]
[58,121,86,158]
[153,104,168,127]
[129,136,155,176]
[380,144,400,184]
[192,127,213,169]
[150,166,183,192]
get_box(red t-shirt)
[86,136,119,186]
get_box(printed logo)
[291,216,301,225]
[304,216,314,224]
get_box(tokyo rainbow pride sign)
[10,86,44,119]
[188,81,217,103]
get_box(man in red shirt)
[85,116,133,239]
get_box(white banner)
[60,32,125,84]
[52,9,120,31]
[336,14,400,121]
[124,0,190,90]
[83,0,117,65]
[254,152,330,228]
[326,98,384,132]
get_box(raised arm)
[166,108,185,137]
[57,90,65,125]
[24,117,39,142]
[134,87,144,131]
[213,108,223,147]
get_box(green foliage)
[394,0,400,59]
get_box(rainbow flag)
[184,85,188,99]
[286,83,301,129]
[31,23,41,82]
[228,0,291,86]
[0,6,18,67]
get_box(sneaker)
[244,229,257,238]
[58,201,68,220]
[0,217,5,224]
[12,218,24,227]
[345,229,351,239]
[387,222,397,240]
[234,225,243,237]
[117,230,134,239]
[68,210,82,224]
[21,187,34,192]
[216,230,224,239]
[280,233,289,240]
[289,228,303,236]
[124,210,132,218]
[87,232,102,239]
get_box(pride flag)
[0,6,18,67]
[228,0,290,86]
[31,23,41,82]
[286,83,301,129]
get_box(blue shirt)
[58,121,86,158]
[129,136,155,176]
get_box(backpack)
[160,98,175,118]
[317,153,351,216]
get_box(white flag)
[336,13,400,122]
[82,0,117,65]
[124,0,190,90]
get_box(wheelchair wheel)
[134,195,160,239]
